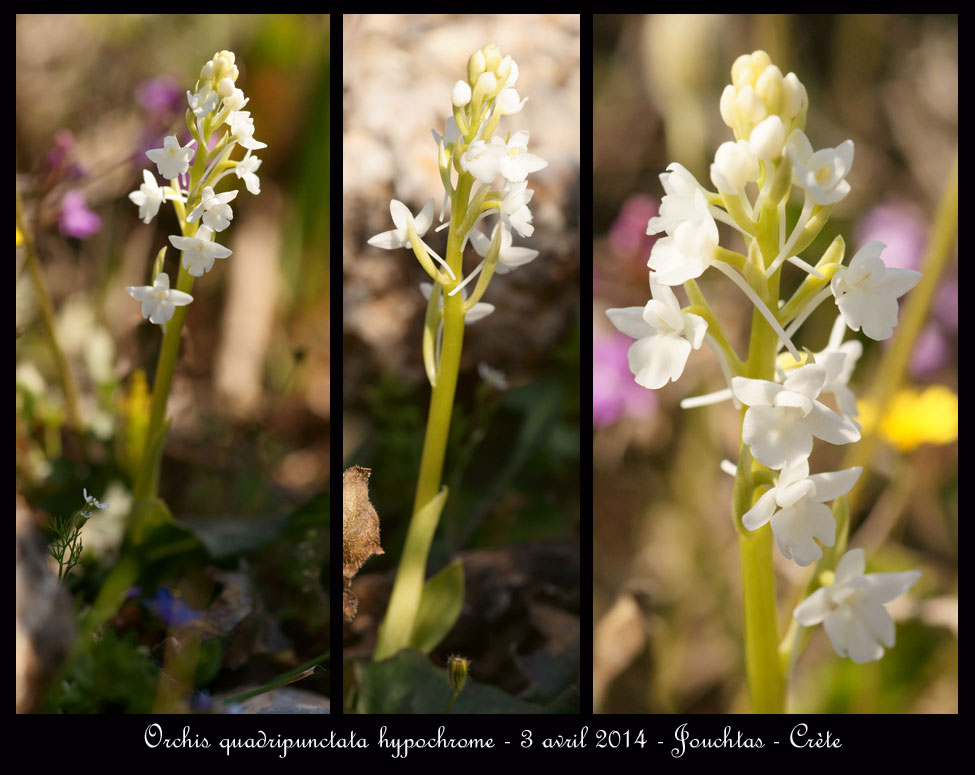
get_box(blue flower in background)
[148,587,203,627]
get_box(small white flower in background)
[146,135,195,180]
[742,458,862,566]
[732,364,861,469]
[234,153,262,195]
[368,199,436,250]
[606,278,708,390]
[420,283,494,324]
[469,223,539,275]
[228,110,267,150]
[831,241,922,341]
[499,181,535,238]
[169,226,233,277]
[794,548,921,663]
[478,362,509,390]
[82,488,109,512]
[786,129,855,206]
[187,185,238,232]
[128,169,166,224]
[125,272,193,325]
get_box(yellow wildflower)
[858,385,958,452]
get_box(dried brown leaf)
[343,466,383,621]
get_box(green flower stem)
[131,196,202,505]
[842,152,957,514]
[132,259,196,503]
[374,174,474,660]
[16,184,83,432]
[735,201,787,714]
[738,519,785,712]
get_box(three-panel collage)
[17,12,956,731]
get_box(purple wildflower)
[149,587,203,627]
[136,75,183,115]
[856,202,926,272]
[594,329,657,427]
[45,129,76,172]
[609,194,660,260]
[58,190,102,239]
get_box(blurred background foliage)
[16,14,330,712]
[593,14,957,714]
[342,15,581,712]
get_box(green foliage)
[125,497,210,591]
[45,628,159,714]
[351,649,568,714]
[195,637,224,688]
[409,558,464,654]
[48,507,91,582]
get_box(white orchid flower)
[794,548,921,663]
[606,278,708,390]
[168,226,232,277]
[742,458,862,566]
[732,364,861,470]
[125,272,194,325]
[831,241,922,341]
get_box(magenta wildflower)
[609,194,660,260]
[58,190,101,239]
[593,329,658,427]
[136,75,183,115]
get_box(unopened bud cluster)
[719,50,808,150]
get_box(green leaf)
[125,497,209,588]
[128,496,175,548]
[373,486,449,661]
[352,649,545,714]
[195,637,223,687]
[408,558,464,654]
